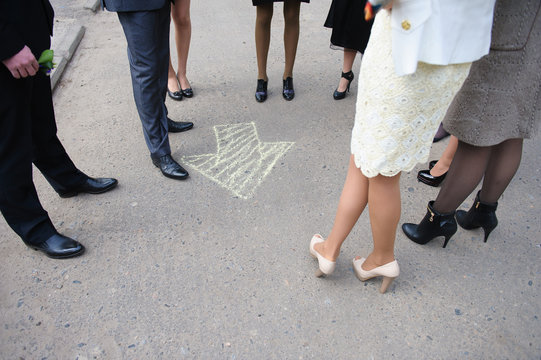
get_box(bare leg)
[360,172,401,270]
[171,0,192,90]
[167,58,180,92]
[255,3,273,81]
[430,135,458,177]
[337,49,357,92]
[314,155,369,261]
[479,138,523,203]
[283,0,301,79]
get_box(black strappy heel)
[333,70,354,100]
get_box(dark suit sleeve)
[0,13,25,62]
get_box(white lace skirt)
[351,10,471,178]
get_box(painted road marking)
[182,122,294,199]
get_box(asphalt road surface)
[1,1,540,358]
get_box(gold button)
[401,20,411,30]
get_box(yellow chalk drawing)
[181,122,294,199]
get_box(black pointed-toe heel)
[282,77,295,101]
[167,88,183,101]
[417,169,447,187]
[255,79,268,103]
[181,87,193,98]
[429,160,438,170]
[333,70,354,100]
[456,191,498,242]
[402,201,457,248]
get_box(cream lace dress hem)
[351,10,472,178]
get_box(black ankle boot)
[402,201,457,248]
[456,191,498,242]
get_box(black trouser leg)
[0,72,56,245]
[30,74,87,194]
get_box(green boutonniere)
[38,49,56,75]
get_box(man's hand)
[2,46,39,79]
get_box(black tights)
[433,138,523,213]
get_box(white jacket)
[391,0,497,76]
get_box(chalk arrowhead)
[182,122,294,199]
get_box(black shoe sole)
[58,181,118,198]
[417,174,445,187]
[29,246,86,259]
[168,123,194,133]
[152,163,189,180]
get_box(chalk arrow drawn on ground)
[181,122,294,199]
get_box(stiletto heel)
[402,201,457,248]
[456,191,498,243]
[352,257,399,294]
[442,234,452,249]
[333,71,354,100]
[309,234,336,277]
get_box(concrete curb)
[84,0,101,12]
[51,24,85,90]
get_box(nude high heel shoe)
[309,234,336,277]
[352,257,399,294]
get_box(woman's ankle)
[168,76,180,91]
[430,161,449,177]
[314,241,340,261]
[363,253,395,270]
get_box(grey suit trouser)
[117,4,171,160]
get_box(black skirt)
[324,0,373,53]
[253,0,309,5]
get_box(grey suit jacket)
[101,0,171,12]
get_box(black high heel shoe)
[333,71,354,100]
[283,77,295,101]
[255,79,268,103]
[456,191,498,242]
[417,169,447,187]
[167,88,183,101]
[167,77,183,101]
[181,87,193,98]
[402,201,457,248]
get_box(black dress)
[253,0,309,5]
[324,0,373,53]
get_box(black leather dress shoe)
[152,154,189,180]
[168,89,183,101]
[181,87,193,98]
[255,79,268,103]
[27,234,85,259]
[417,169,447,187]
[167,118,193,133]
[283,77,295,101]
[58,177,118,198]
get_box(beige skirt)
[351,10,471,178]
